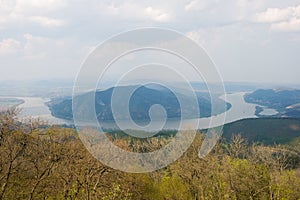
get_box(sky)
[1,0,300,84]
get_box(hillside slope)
[222,118,300,145]
[49,85,230,122]
[244,89,300,118]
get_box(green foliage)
[270,170,300,199]
[102,184,132,200]
[159,173,192,200]
[0,110,300,199]
[225,157,271,199]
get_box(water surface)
[5,92,278,130]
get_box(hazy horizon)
[1,1,300,84]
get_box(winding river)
[3,92,278,130]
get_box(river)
[4,97,72,125]
[4,92,278,130]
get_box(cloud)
[185,23,257,52]
[0,0,16,16]
[145,6,171,22]
[0,0,66,29]
[29,16,65,27]
[271,18,300,32]
[0,38,21,55]
[13,0,66,14]
[184,0,212,11]
[0,33,88,80]
[255,7,295,23]
[1,0,300,82]
[100,2,171,22]
[186,31,202,43]
[184,0,196,11]
[22,34,76,59]
[1,33,81,62]
[255,4,300,32]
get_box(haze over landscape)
[1,0,300,84]
[1,1,300,199]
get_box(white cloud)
[0,33,87,80]
[29,16,65,27]
[0,0,16,16]
[13,0,66,14]
[185,23,269,65]
[184,0,221,12]
[145,6,170,22]
[22,34,75,59]
[186,31,202,43]
[0,38,21,55]
[271,18,300,32]
[255,7,295,23]
[0,34,78,60]
[0,0,66,29]
[254,4,300,32]
[100,2,171,22]
[1,0,300,82]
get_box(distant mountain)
[48,85,231,122]
[244,89,300,118]
[190,82,262,93]
[0,80,73,97]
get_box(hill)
[105,118,300,146]
[244,89,300,118]
[222,118,300,145]
[48,85,231,122]
[1,109,300,199]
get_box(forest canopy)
[0,109,300,199]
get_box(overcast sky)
[1,0,300,84]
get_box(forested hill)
[223,118,300,145]
[244,89,300,118]
[1,110,300,199]
[48,85,231,122]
